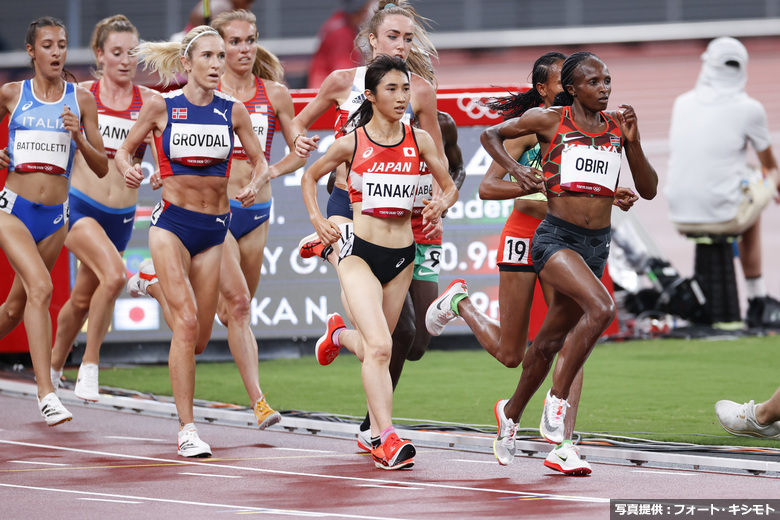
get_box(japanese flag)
[113,299,160,331]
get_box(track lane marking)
[78,497,143,504]
[9,460,69,466]
[0,439,609,503]
[0,483,404,520]
[179,472,242,478]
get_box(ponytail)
[484,52,566,119]
[135,25,220,87]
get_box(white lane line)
[271,447,335,454]
[0,439,609,504]
[179,472,242,479]
[634,469,698,476]
[0,483,402,520]
[79,497,143,504]
[451,459,497,465]
[356,484,425,490]
[105,435,167,443]
[9,461,69,466]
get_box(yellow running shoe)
[254,396,282,430]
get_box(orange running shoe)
[315,313,346,366]
[377,433,415,470]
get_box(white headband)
[183,29,220,57]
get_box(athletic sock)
[371,436,381,449]
[746,276,767,300]
[451,293,468,315]
[332,327,344,347]
[380,426,396,445]
[360,412,370,432]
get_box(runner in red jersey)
[50,15,157,403]
[478,51,657,460]
[301,56,458,470]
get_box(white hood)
[695,36,748,104]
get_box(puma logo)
[215,216,227,226]
[213,108,228,122]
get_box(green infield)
[69,334,780,447]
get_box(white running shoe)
[74,363,100,402]
[492,399,518,465]
[38,392,73,426]
[177,424,212,458]
[50,368,62,391]
[357,427,372,452]
[715,400,780,439]
[540,390,569,444]
[425,279,468,336]
[544,441,592,476]
[127,259,158,298]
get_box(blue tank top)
[7,79,79,177]
[156,89,235,179]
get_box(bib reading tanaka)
[559,144,621,196]
[13,129,71,174]
[362,171,420,218]
[168,123,231,166]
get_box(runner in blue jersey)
[116,25,269,458]
[0,17,107,426]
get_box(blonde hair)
[89,14,139,79]
[133,25,221,87]
[356,0,437,87]
[211,10,284,83]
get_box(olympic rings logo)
[456,96,501,120]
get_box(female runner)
[49,15,156,402]
[0,17,107,425]
[127,9,304,429]
[116,25,269,457]
[302,55,458,470]
[477,51,657,463]
[425,52,636,474]
[292,0,449,452]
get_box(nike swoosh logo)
[123,217,134,224]
[556,452,568,462]
[418,268,436,276]
[253,215,264,220]
[561,135,579,142]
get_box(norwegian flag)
[172,107,188,120]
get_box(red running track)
[1,392,778,520]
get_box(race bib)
[98,114,135,157]
[501,235,531,265]
[169,123,231,166]
[361,171,419,217]
[337,222,353,252]
[413,164,433,214]
[233,111,269,155]
[0,188,18,214]
[13,129,71,174]
[559,145,621,196]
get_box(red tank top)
[543,106,623,197]
[348,123,421,218]
[219,77,276,162]
[90,80,146,159]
